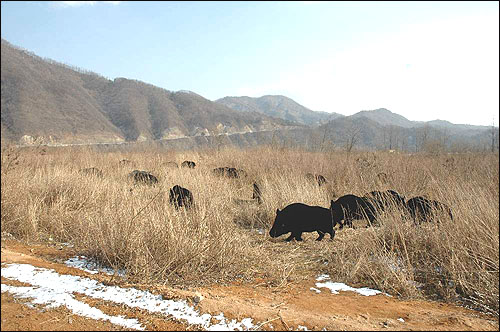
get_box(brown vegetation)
[1,143,498,317]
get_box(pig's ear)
[276,208,280,214]
[330,200,334,206]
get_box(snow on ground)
[1,256,390,331]
[1,263,255,331]
[313,274,389,296]
[1,264,144,330]
[310,287,322,293]
[64,256,126,277]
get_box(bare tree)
[382,126,387,150]
[320,122,333,152]
[344,121,362,152]
[439,127,451,150]
[388,125,397,150]
[490,117,499,153]
[400,133,409,152]
[270,130,282,150]
[415,124,430,152]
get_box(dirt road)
[1,239,498,331]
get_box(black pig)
[181,161,196,169]
[269,203,336,241]
[169,185,194,209]
[330,194,377,229]
[364,190,406,212]
[406,196,453,224]
[128,170,159,185]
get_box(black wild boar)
[169,185,194,209]
[213,167,247,179]
[330,194,377,229]
[128,170,159,185]
[363,190,406,211]
[406,196,453,224]
[269,203,336,241]
[181,161,196,169]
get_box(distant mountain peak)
[374,108,391,113]
[428,119,452,125]
[360,108,392,114]
[216,95,343,126]
[350,108,414,128]
[177,90,198,95]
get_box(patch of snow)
[64,256,126,277]
[1,283,144,330]
[316,274,330,281]
[316,281,382,296]
[314,274,389,297]
[310,287,321,293]
[206,314,254,331]
[1,263,255,331]
[398,318,405,323]
[297,325,310,331]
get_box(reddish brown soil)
[1,239,498,331]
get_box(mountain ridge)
[216,95,344,126]
[1,38,496,151]
[1,39,298,145]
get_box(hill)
[1,39,297,145]
[216,95,343,126]
[348,108,415,128]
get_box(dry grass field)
[1,143,498,318]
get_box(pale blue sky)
[1,1,498,126]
